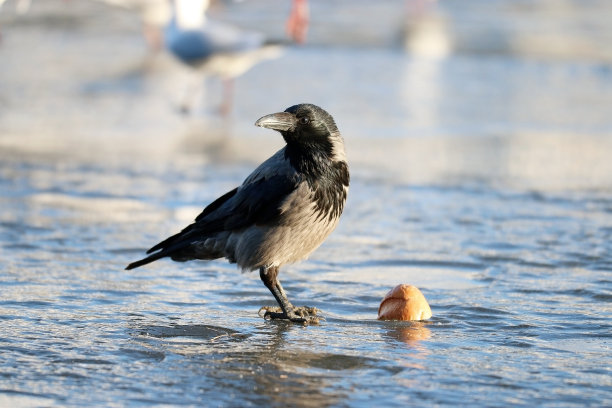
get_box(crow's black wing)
[145,187,239,255]
[221,174,299,230]
[186,173,299,234]
[125,174,299,270]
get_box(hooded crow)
[126,104,349,324]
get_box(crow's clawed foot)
[258,306,322,325]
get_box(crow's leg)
[260,266,294,314]
[259,266,320,324]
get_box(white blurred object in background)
[164,0,282,115]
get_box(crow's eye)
[298,117,310,125]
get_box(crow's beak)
[255,112,296,132]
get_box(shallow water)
[1,1,612,407]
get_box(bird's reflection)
[128,317,350,407]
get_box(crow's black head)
[255,103,342,154]
[255,103,348,190]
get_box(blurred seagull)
[165,0,282,115]
[126,104,349,324]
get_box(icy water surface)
[1,1,612,407]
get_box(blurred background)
[1,1,612,407]
[1,0,611,190]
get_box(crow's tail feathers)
[125,223,201,270]
[125,241,190,270]
[125,251,168,270]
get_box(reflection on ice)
[384,321,432,346]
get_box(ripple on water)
[134,324,243,339]
[0,391,57,408]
